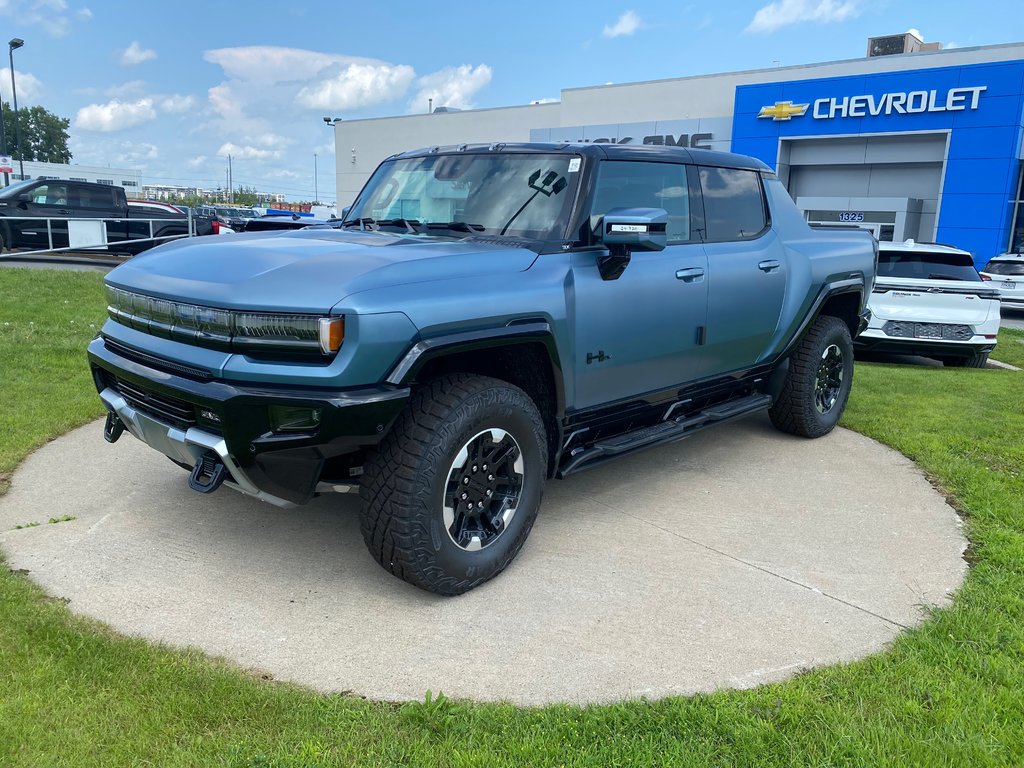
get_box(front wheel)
[358,374,547,595]
[769,315,854,438]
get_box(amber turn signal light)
[318,317,345,354]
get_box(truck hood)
[105,229,540,313]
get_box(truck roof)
[391,142,772,172]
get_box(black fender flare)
[777,277,867,361]
[384,321,566,418]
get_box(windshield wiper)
[375,218,422,233]
[423,221,486,233]
[342,217,376,231]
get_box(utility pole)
[228,153,233,204]
[314,153,318,205]
[0,98,8,187]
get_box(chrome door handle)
[758,259,781,273]
[675,267,705,282]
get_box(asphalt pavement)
[0,415,967,705]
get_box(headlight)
[105,286,344,355]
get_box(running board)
[558,393,772,477]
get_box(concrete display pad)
[0,416,967,705]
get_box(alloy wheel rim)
[814,343,845,414]
[442,428,524,551]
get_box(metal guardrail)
[0,210,197,257]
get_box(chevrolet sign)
[812,86,986,118]
[757,101,809,121]
[758,86,987,121]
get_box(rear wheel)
[358,374,547,595]
[940,352,989,368]
[769,315,854,438]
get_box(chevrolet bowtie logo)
[758,101,809,121]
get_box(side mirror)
[599,207,668,252]
[596,207,668,280]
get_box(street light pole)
[314,153,318,206]
[8,38,24,179]
[0,96,8,187]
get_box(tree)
[1,102,72,163]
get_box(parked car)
[0,178,212,254]
[89,142,875,594]
[173,204,234,235]
[979,252,1024,311]
[243,213,344,232]
[856,240,1000,367]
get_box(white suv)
[857,240,1001,368]
[980,252,1024,311]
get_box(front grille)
[103,338,213,381]
[103,371,197,429]
[882,321,974,341]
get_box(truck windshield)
[346,152,580,240]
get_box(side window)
[79,185,117,209]
[590,161,693,243]
[29,183,70,206]
[697,167,767,242]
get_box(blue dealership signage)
[732,61,1024,261]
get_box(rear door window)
[697,167,767,242]
[77,184,118,210]
[878,250,981,281]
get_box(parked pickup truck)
[88,143,876,594]
[0,178,213,254]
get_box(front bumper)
[88,335,410,505]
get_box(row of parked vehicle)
[858,240,1022,368]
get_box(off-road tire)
[940,352,989,368]
[769,315,854,438]
[358,373,547,595]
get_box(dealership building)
[332,35,1024,264]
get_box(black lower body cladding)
[87,335,409,504]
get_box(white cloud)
[217,142,278,161]
[602,10,643,39]
[530,97,559,104]
[945,41,961,50]
[0,68,43,103]
[160,94,195,113]
[75,98,157,131]
[745,0,859,33]
[121,41,157,66]
[906,27,924,41]
[408,64,491,113]
[187,155,207,169]
[0,0,75,37]
[207,83,244,120]
[297,62,415,110]
[77,7,92,19]
[204,46,377,84]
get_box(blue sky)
[1,0,1021,201]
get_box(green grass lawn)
[993,325,1024,368]
[1,267,1023,767]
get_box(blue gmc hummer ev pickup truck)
[88,143,875,595]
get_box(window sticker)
[568,158,581,173]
